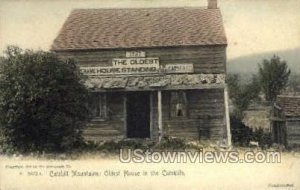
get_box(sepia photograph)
[0,0,299,189]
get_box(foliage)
[252,129,272,149]
[258,55,290,102]
[154,137,188,150]
[288,74,300,92]
[98,140,151,153]
[230,116,253,146]
[0,46,89,153]
[77,137,193,154]
[228,55,290,148]
[78,140,155,154]
[230,116,272,148]
[227,74,261,117]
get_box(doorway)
[126,92,150,138]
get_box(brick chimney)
[208,0,218,9]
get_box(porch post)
[150,92,153,139]
[158,90,163,142]
[123,93,127,138]
[224,85,232,146]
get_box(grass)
[1,135,298,160]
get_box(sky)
[0,0,300,60]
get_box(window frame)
[89,92,108,120]
[170,90,188,119]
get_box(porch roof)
[84,74,225,91]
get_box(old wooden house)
[272,95,300,147]
[51,0,231,145]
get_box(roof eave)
[50,43,228,52]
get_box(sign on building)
[80,53,194,75]
[112,58,159,68]
[80,58,160,76]
[125,51,146,58]
[165,64,194,74]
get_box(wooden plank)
[83,132,121,137]
[57,45,226,75]
[83,135,124,142]
[161,88,226,141]
[90,84,225,92]
[123,94,127,137]
[83,130,122,136]
[158,90,163,142]
[150,92,154,140]
[224,86,232,146]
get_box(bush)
[0,46,89,153]
[230,116,253,146]
[154,136,188,150]
[77,137,192,154]
[78,139,153,154]
[252,128,272,148]
[230,115,273,148]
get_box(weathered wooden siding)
[56,46,227,142]
[151,89,225,141]
[286,120,300,147]
[83,89,225,142]
[82,92,125,141]
[55,45,226,74]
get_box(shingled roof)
[276,95,300,117]
[51,7,227,51]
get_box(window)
[89,92,107,119]
[170,91,188,118]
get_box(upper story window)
[170,91,188,118]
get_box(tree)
[230,115,253,146]
[0,46,89,153]
[258,55,290,102]
[288,74,300,93]
[227,74,260,117]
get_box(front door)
[126,92,150,138]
